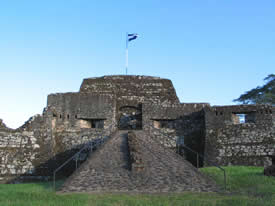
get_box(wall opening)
[232,112,256,124]
[153,119,175,129]
[118,105,142,130]
[77,118,105,129]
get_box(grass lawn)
[0,166,274,206]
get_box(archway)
[118,105,142,130]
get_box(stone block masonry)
[0,115,54,183]
[127,131,144,172]
[0,131,38,176]
[204,105,275,166]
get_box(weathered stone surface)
[204,105,275,166]
[80,75,179,105]
[128,131,144,172]
[0,115,53,182]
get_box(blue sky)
[0,0,274,128]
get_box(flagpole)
[126,32,128,75]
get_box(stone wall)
[142,103,209,166]
[0,130,39,179]
[0,113,115,183]
[0,115,54,183]
[127,131,144,172]
[204,105,275,166]
[143,103,209,137]
[47,93,116,130]
[79,75,179,105]
[46,92,117,155]
[0,91,117,183]
[79,75,181,129]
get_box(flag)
[128,33,138,42]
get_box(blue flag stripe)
[128,36,137,41]
[127,33,138,42]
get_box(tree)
[233,74,275,105]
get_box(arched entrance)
[118,105,142,130]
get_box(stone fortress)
[0,75,274,192]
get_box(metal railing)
[53,125,114,191]
[148,125,227,190]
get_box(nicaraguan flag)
[128,33,138,42]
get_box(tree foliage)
[234,74,275,105]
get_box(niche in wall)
[152,119,175,129]
[77,118,105,129]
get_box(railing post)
[76,154,78,169]
[53,172,56,191]
[224,170,226,190]
[149,124,227,191]
[52,124,113,191]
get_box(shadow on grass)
[34,179,65,191]
[253,172,265,176]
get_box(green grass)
[0,166,274,206]
[200,166,275,196]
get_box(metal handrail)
[53,125,114,191]
[148,124,227,190]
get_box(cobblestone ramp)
[59,130,219,193]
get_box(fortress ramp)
[60,130,219,193]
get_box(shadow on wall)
[175,110,206,168]
[150,110,206,168]
[7,140,102,184]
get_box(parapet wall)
[47,93,116,128]
[204,105,275,166]
[80,75,180,105]
[46,92,116,154]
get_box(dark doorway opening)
[118,105,142,130]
